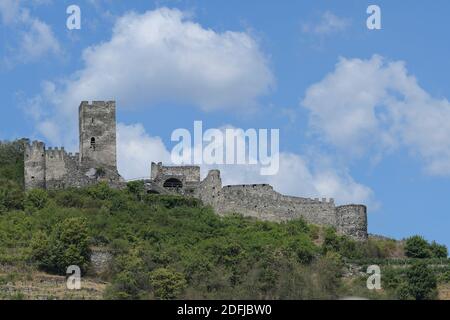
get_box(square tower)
[79,101,117,170]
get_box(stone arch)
[163,178,183,189]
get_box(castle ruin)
[145,163,368,241]
[24,101,368,241]
[24,101,124,190]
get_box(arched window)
[90,137,96,150]
[163,178,183,189]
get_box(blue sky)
[1,0,450,249]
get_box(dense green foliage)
[0,140,24,187]
[383,261,439,300]
[0,140,448,300]
[405,235,448,259]
[0,141,25,214]
[30,217,91,273]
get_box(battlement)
[46,147,67,160]
[79,101,116,108]
[223,184,273,190]
[310,197,335,204]
[24,140,45,153]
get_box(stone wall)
[336,205,368,241]
[214,184,337,226]
[195,169,367,241]
[24,141,46,190]
[45,148,68,189]
[151,162,200,183]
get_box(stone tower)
[24,141,46,189]
[79,101,117,170]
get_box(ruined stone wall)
[215,184,337,226]
[194,169,368,241]
[24,141,46,190]
[151,162,200,183]
[196,170,222,206]
[45,148,68,189]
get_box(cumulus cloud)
[0,0,60,64]
[302,11,350,35]
[211,152,374,205]
[117,123,171,180]
[302,55,450,176]
[29,7,273,146]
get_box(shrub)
[25,189,49,210]
[127,181,145,201]
[322,227,341,253]
[404,236,432,259]
[30,217,91,274]
[54,190,84,208]
[0,140,25,187]
[286,234,317,264]
[149,268,187,300]
[429,241,448,259]
[104,248,150,299]
[0,179,24,212]
[86,182,117,201]
[404,261,438,300]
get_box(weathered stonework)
[24,101,125,191]
[145,163,369,241]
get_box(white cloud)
[17,15,60,62]
[302,55,450,176]
[30,7,273,146]
[0,0,20,25]
[302,11,350,35]
[117,123,171,180]
[0,0,60,64]
[211,152,374,206]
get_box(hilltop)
[0,140,449,300]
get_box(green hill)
[0,140,449,300]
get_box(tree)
[127,181,145,201]
[31,217,91,274]
[429,241,448,259]
[149,268,187,300]
[405,261,437,300]
[0,179,24,212]
[404,236,431,259]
